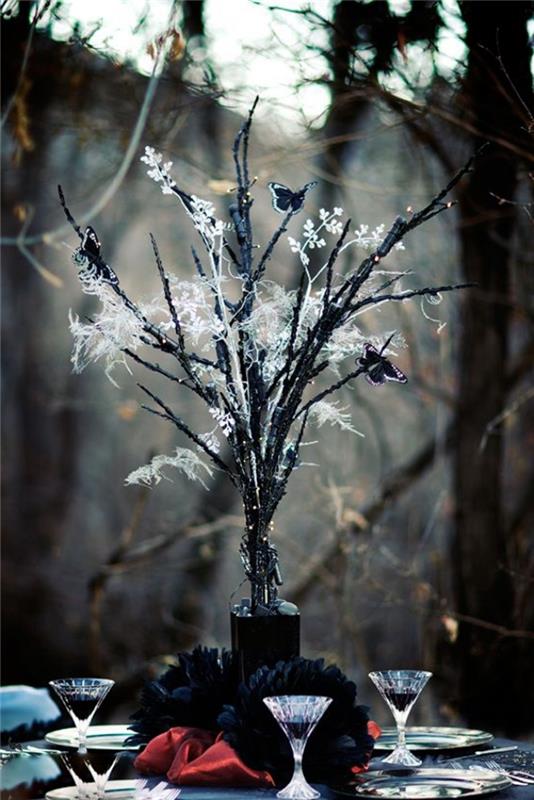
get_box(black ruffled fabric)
[218,657,374,786]
[128,647,238,745]
[130,649,374,786]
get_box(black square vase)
[231,610,300,683]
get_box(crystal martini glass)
[60,751,120,800]
[49,678,114,755]
[369,670,431,766]
[83,752,121,799]
[263,695,332,799]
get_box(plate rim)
[45,725,138,751]
[334,766,510,798]
[46,779,137,799]
[373,726,494,752]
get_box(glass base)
[383,745,422,767]
[276,778,321,799]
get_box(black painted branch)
[296,366,366,419]
[137,383,237,481]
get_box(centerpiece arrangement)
[60,99,476,790]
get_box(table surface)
[2,736,533,799]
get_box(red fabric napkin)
[135,721,382,787]
[134,726,275,788]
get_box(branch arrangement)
[61,100,476,613]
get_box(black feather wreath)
[128,647,238,745]
[218,657,374,786]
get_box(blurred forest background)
[1,0,533,737]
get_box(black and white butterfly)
[358,342,408,386]
[72,226,118,286]
[268,181,318,214]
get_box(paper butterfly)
[81,225,101,259]
[73,225,118,285]
[358,343,408,386]
[268,181,318,214]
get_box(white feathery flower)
[323,325,366,364]
[68,289,149,386]
[125,447,214,489]
[310,400,364,437]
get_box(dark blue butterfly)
[358,342,408,386]
[73,226,118,286]
[268,181,318,214]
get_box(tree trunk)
[450,0,534,735]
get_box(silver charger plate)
[46,780,137,799]
[45,725,139,751]
[334,768,510,798]
[374,727,494,752]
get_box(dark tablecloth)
[2,737,533,799]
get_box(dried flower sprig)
[60,100,478,611]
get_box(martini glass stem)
[77,719,90,754]
[290,741,305,789]
[397,718,406,749]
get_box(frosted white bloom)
[165,276,225,345]
[325,218,343,235]
[287,236,310,267]
[209,407,235,436]
[302,218,326,249]
[140,146,176,196]
[68,288,152,386]
[239,284,296,380]
[288,210,345,271]
[323,325,367,364]
[125,447,214,489]
[287,236,300,253]
[189,195,230,241]
[198,431,221,454]
[325,208,344,234]
[72,269,110,298]
[352,223,405,251]
[310,400,364,437]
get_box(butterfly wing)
[382,360,408,384]
[77,226,118,286]
[358,343,381,369]
[268,183,294,213]
[98,262,119,285]
[359,343,406,386]
[365,362,387,385]
[81,226,101,259]
[289,180,319,213]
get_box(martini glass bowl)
[263,694,332,799]
[49,678,114,755]
[369,669,431,766]
[83,752,121,799]
[60,752,120,800]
